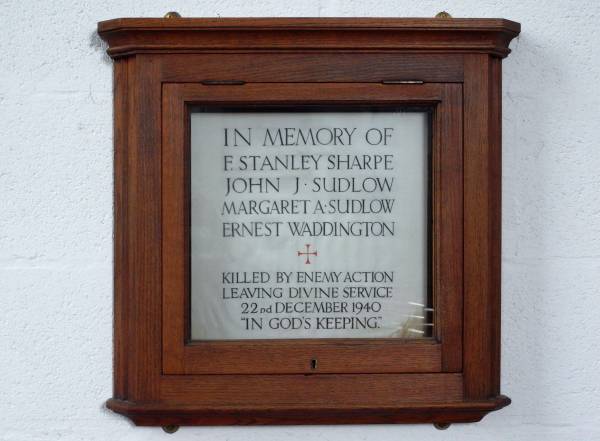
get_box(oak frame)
[162,83,462,376]
[99,17,520,427]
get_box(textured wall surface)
[1,1,599,440]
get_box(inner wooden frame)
[162,82,463,375]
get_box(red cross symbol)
[297,244,318,264]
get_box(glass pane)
[190,109,431,340]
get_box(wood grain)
[97,18,520,59]
[434,84,463,372]
[463,54,503,399]
[112,57,129,400]
[106,394,511,426]
[125,55,163,401]
[159,373,464,405]
[98,17,521,32]
[159,53,464,83]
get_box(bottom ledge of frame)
[106,395,511,426]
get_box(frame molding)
[98,17,520,58]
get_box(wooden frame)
[98,17,520,428]
[162,82,462,376]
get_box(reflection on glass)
[190,109,431,340]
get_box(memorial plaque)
[99,16,520,428]
[190,109,431,340]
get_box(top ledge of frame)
[97,17,521,59]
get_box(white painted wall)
[1,1,599,440]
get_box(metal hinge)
[381,80,425,85]
[201,80,246,86]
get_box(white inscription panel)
[190,110,430,340]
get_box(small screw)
[162,425,179,434]
[435,11,452,19]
